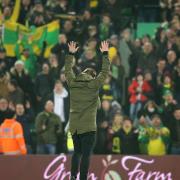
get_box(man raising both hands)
[65,41,110,180]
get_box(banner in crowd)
[2,20,59,57]
[0,155,180,180]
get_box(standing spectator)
[18,0,32,25]
[0,98,14,125]
[35,100,62,154]
[35,63,54,112]
[0,72,9,99]
[113,117,139,154]
[140,114,170,155]
[47,80,69,153]
[107,114,123,153]
[62,20,76,42]
[10,60,36,106]
[166,50,177,74]
[99,14,114,40]
[171,105,180,154]
[7,79,25,106]
[52,0,69,14]
[15,103,34,154]
[137,42,158,73]
[51,34,68,70]
[95,100,114,154]
[0,112,27,155]
[173,58,180,102]
[128,72,152,122]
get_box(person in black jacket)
[171,105,180,154]
[113,116,139,154]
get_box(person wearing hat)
[65,41,110,180]
[170,105,180,154]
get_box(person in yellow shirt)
[140,114,170,155]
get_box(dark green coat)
[65,54,110,135]
[35,111,62,144]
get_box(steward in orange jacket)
[0,119,27,155]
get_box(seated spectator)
[112,117,139,154]
[35,100,62,154]
[139,114,170,155]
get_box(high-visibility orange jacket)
[0,119,27,155]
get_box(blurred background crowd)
[0,0,180,155]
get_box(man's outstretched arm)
[65,41,79,86]
[95,41,110,88]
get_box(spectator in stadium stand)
[48,54,60,84]
[28,0,51,27]
[153,58,167,104]
[62,20,77,42]
[106,113,123,154]
[52,0,69,14]
[0,98,14,125]
[15,103,34,154]
[171,105,180,154]
[137,114,150,155]
[46,80,69,153]
[137,41,158,74]
[35,100,62,154]
[173,58,180,102]
[35,63,54,112]
[95,100,114,154]
[128,72,152,123]
[0,112,27,155]
[18,0,32,25]
[0,47,8,72]
[112,117,139,155]
[7,79,25,106]
[166,50,177,74]
[14,35,37,79]
[51,34,68,71]
[10,60,36,107]
[141,100,161,121]
[139,114,170,155]
[99,13,114,41]
[0,72,9,100]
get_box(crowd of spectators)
[0,0,180,155]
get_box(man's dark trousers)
[71,131,96,180]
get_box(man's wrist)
[102,51,108,55]
[69,52,75,55]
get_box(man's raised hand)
[100,41,109,53]
[68,41,79,54]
